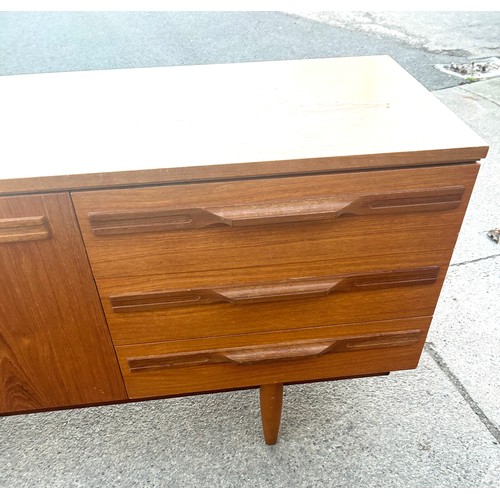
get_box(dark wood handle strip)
[0,216,50,243]
[110,266,439,313]
[224,341,335,365]
[352,186,464,213]
[350,266,439,290]
[89,186,465,236]
[127,329,423,372]
[211,278,341,304]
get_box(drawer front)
[104,262,444,344]
[71,164,478,282]
[116,317,431,399]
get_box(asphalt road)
[0,11,494,89]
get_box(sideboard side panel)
[0,193,127,414]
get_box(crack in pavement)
[450,253,500,267]
[460,86,500,109]
[425,342,500,444]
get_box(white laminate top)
[0,56,488,194]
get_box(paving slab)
[434,80,500,264]
[462,78,500,104]
[429,256,500,431]
[428,78,500,460]
[0,354,499,488]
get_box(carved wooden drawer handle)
[110,266,439,313]
[0,216,50,243]
[127,329,423,372]
[89,186,465,235]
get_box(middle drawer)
[98,262,445,344]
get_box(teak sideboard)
[0,56,488,444]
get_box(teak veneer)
[0,56,488,444]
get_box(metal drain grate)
[435,57,500,81]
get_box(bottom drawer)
[116,317,431,399]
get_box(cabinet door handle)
[127,329,423,372]
[89,185,465,235]
[0,216,50,243]
[110,266,439,313]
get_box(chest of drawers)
[0,56,488,444]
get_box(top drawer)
[71,164,478,285]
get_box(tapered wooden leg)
[259,383,284,445]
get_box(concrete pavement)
[430,78,500,434]
[288,11,500,58]
[0,11,499,488]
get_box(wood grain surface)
[0,215,50,243]
[102,267,447,345]
[260,383,283,445]
[126,329,423,371]
[0,193,127,414]
[109,267,439,312]
[72,164,478,282]
[0,56,487,195]
[115,317,430,398]
[87,185,465,235]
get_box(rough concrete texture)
[425,77,500,482]
[288,11,500,58]
[430,258,500,430]
[0,11,499,488]
[434,79,500,264]
[426,79,500,430]
[1,354,499,488]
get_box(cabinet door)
[0,193,127,414]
